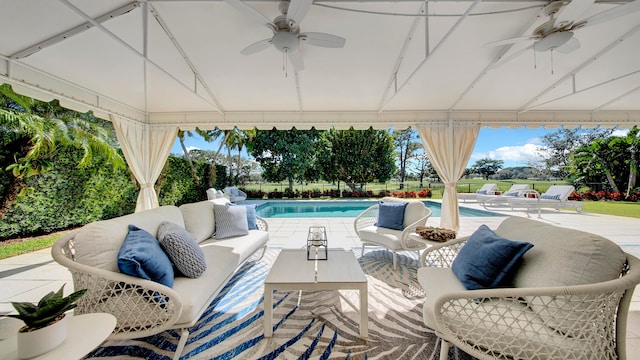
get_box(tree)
[495,166,541,180]
[571,137,623,193]
[248,128,320,192]
[393,128,420,189]
[0,85,125,218]
[319,128,395,191]
[532,127,613,179]
[176,128,214,187]
[622,127,639,197]
[570,127,639,195]
[410,153,435,187]
[470,158,504,180]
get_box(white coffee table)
[264,249,368,338]
[0,313,116,360]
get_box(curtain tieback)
[141,183,154,189]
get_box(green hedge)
[0,150,226,240]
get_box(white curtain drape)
[416,121,480,231]
[111,116,178,212]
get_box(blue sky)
[170,127,556,168]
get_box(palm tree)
[0,85,124,218]
[176,128,216,187]
[623,127,639,198]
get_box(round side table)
[0,313,116,360]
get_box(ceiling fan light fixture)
[272,31,299,52]
[534,31,573,52]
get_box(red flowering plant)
[417,189,432,198]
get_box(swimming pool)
[254,200,501,218]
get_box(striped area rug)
[86,248,474,360]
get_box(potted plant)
[8,284,86,359]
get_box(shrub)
[418,189,432,198]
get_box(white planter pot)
[16,315,67,359]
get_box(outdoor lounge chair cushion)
[117,225,174,287]
[180,200,216,243]
[495,216,626,336]
[357,226,406,251]
[158,221,207,278]
[452,225,533,290]
[214,203,249,239]
[375,201,407,230]
[73,206,185,272]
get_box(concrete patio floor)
[2,199,640,353]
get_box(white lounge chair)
[479,184,530,206]
[223,186,247,203]
[206,188,225,200]
[355,197,432,270]
[457,183,497,202]
[506,185,583,217]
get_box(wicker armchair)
[418,217,640,360]
[355,197,432,269]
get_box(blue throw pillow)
[118,225,174,288]
[540,193,561,200]
[452,225,533,290]
[375,201,408,230]
[229,203,258,230]
[245,204,258,230]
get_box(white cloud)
[471,143,545,167]
[186,146,200,152]
[611,129,629,137]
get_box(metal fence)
[239,181,574,197]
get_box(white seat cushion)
[358,225,403,250]
[173,245,239,325]
[173,229,268,325]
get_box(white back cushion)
[73,206,184,272]
[179,200,217,243]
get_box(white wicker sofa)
[52,199,269,360]
[418,216,640,360]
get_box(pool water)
[255,200,501,218]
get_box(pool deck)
[2,199,640,352]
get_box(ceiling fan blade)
[288,50,304,71]
[584,0,640,27]
[554,0,595,27]
[300,32,346,48]
[286,0,313,24]
[484,35,537,47]
[240,38,272,56]
[555,36,581,54]
[224,0,275,29]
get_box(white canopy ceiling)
[2,0,640,130]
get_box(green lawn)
[580,201,640,218]
[0,233,66,260]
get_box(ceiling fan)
[487,0,640,53]
[224,0,346,71]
